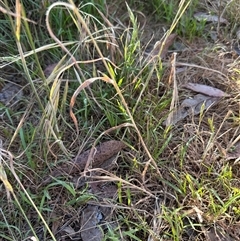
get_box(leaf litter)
[194,12,229,24]
[163,94,218,126]
[77,141,124,240]
[183,82,230,97]
[73,140,126,171]
[80,205,104,241]
[164,83,230,126]
[41,140,126,183]
[41,140,125,240]
[145,33,177,59]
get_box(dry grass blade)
[70,76,113,134]
[165,52,178,127]
[15,0,21,41]
[90,171,156,198]
[0,142,13,202]
[175,62,228,78]
[45,2,81,71]
[0,5,36,24]
[6,150,57,241]
[96,8,118,61]
[0,42,76,68]
[46,0,114,78]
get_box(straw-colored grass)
[0,0,240,240]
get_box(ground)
[0,0,240,240]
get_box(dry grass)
[0,0,240,240]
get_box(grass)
[0,0,240,240]
[143,0,206,40]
